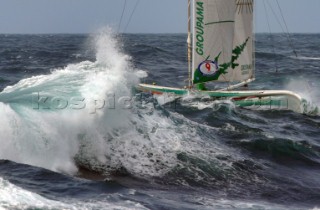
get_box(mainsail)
[192,0,255,85]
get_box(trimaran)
[138,0,306,113]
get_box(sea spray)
[285,77,319,115]
[0,29,231,178]
[0,29,253,185]
[0,29,142,174]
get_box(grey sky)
[0,0,319,34]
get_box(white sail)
[231,0,255,82]
[192,0,237,85]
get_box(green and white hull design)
[137,83,306,113]
[137,0,307,114]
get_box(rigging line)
[265,1,285,33]
[118,0,127,33]
[263,0,278,72]
[123,0,140,33]
[266,1,297,56]
[275,0,298,57]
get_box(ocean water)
[0,31,320,210]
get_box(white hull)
[137,83,306,113]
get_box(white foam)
[0,177,148,210]
[285,78,319,115]
[0,28,240,179]
[0,177,71,209]
[291,56,320,61]
[0,29,140,174]
[196,197,302,210]
[180,94,235,111]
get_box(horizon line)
[0,32,320,35]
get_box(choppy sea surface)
[0,32,320,210]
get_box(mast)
[187,0,192,88]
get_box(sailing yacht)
[138,0,306,113]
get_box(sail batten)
[205,20,234,25]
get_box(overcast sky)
[0,0,319,34]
